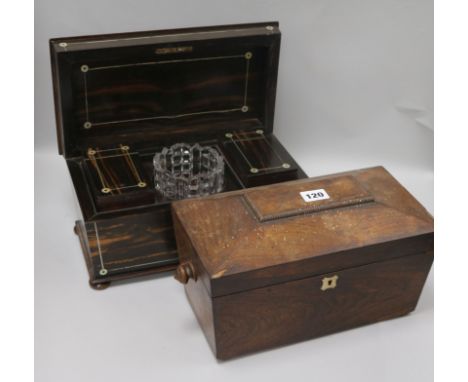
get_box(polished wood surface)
[50,22,281,158]
[213,251,433,359]
[221,130,299,187]
[172,166,433,296]
[50,22,308,287]
[83,146,154,209]
[172,166,434,359]
[72,132,305,288]
[75,208,178,289]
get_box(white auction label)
[300,188,330,203]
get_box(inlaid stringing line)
[243,57,250,106]
[85,151,139,160]
[87,146,144,191]
[93,222,106,271]
[96,149,121,194]
[83,72,89,122]
[84,213,177,273]
[226,132,287,172]
[252,165,286,173]
[106,184,142,191]
[82,53,249,127]
[91,108,243,127]
[88,151,111,191]
[89,147,125,153]
[89,54,244,71]
[228,133,255,170]
[120,144,144,184]
[108,255,178,272]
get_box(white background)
[34,1,434,381]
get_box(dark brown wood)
[175,262,197,284]
[50,22,307,288]
[50,22,282,158]
[213,251,433,360]
[172,166,434,359]
[220,131,300,187]
[83,145,154,209]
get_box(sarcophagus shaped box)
[172,166,434,359]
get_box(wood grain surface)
[172,166,433,296]
[212,251,433,359]
[172,166,434,359]
[51,22,308,287]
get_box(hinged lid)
[172,166,434,297]
[50,22,281,158]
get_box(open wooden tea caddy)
[50,22,307,289]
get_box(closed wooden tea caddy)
[50,22,307,289]
[172,166,433,359]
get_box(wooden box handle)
[175,262,197,284]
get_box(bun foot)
[89,280,111,290]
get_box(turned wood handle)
[175,262,197,284]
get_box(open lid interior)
[50,22,281,158]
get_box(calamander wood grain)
[71,129,306,287]
[76,207,178,287]
[221,134,303,187]
[83,151,154,210]
[210,251,433,360]
[50,22,281,158]
[75,221,177,289]
[171,166,433,297]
